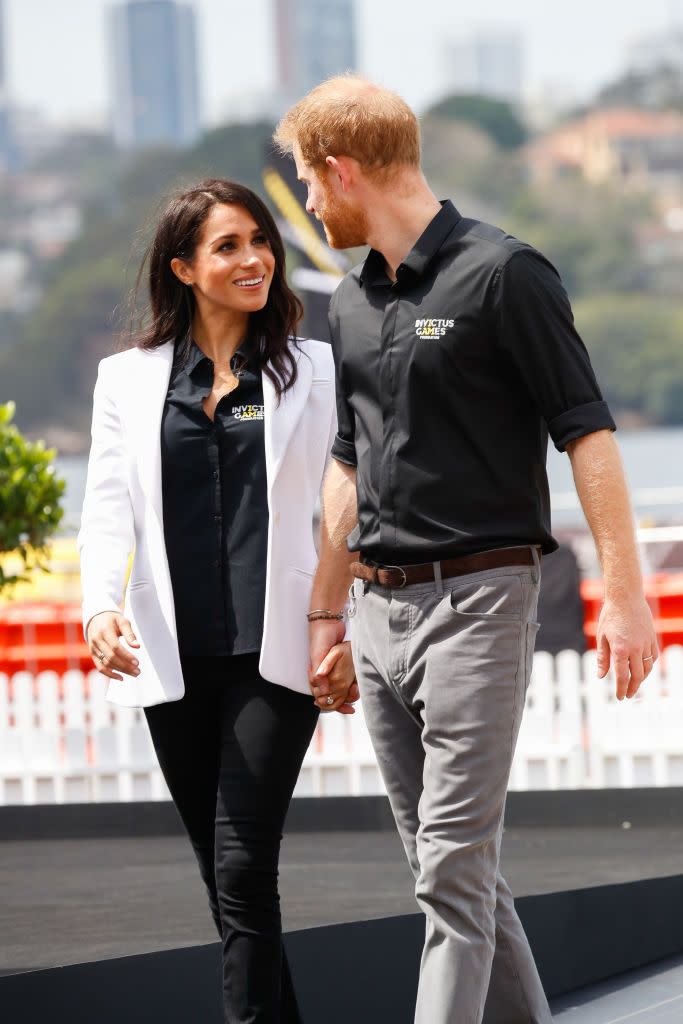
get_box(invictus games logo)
[415,318,455,339]
[232,403,265,421]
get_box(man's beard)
[318,187,368,250]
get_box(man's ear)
[170,256,193,286]
[325,154,355,193]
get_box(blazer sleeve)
[77,358,135,640]
[316,341,353,641]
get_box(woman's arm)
[77,359,139,678]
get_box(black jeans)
[144,653,319,1023]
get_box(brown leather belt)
[350,546,537,589]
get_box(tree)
[0,402,65,594]
[424,93,528,149]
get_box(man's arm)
[309,459,359,711]
[566,429,658,699]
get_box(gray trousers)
[349,552,553,1024]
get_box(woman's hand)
[87,611,141,681]
[309,641,359,714]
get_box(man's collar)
[360,200,462,287]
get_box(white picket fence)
[1,647,682,804]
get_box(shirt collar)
[360,200,462,288]
[180,339,256,380]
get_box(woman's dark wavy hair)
[132,178,303,399]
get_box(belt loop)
[530,545,541,584]
[362,578,370,595]
[433,560,443,598]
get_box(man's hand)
[86,611,140,681]
[309,640,359,714]
[596,594,658,700]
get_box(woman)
[78,179,357,1023]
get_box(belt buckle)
[382,564,407,589]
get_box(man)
[275,76,657,1024]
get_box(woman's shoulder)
[292,337,334,379]
[98,342,172,378]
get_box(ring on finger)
[643,655,654,663]
[326,695,335,706]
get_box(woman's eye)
[219,242,235,251]
[254,235,269,246]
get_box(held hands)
[308,619,359,714]
[597,594,659,700]
[86,611,141,681]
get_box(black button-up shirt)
[161,340,268,656]
[329,200,616,564]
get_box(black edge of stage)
[3,786,683,840]
[2,875,683,1023]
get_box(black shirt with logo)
[161,339,268,656]
[329,200,616,565]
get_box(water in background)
[56,427,683,535]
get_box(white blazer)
[78,338,337,708]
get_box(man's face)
[293,144,369,250]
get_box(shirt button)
[213,471,219,481]
[214,514,221,521]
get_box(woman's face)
[172,202,277,316]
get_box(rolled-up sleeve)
[328,291,358,467]
[494,249,616,452]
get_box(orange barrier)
[4,573,683,673]
[0,602,92,675]
[581,573,683,650]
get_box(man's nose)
[305,197,315,215]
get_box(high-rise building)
[0,0,16,172]
[274,0,357,109]
[108,1,200,149]
[445,30,524,104]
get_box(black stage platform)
[2,791,683,1021]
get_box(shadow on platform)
[2,873,683,1022]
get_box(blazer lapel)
[263,345,313,495]
[134,342,174,523]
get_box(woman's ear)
[170,257,193,286]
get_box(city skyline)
[3,0,683,131]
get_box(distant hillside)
[2,110,683,449]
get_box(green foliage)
[574,294,683,423]
[424,93,528,149]
[503,184,649,297]
[0,402,65,593]
[595,65,683,113]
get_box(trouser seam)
[508,585,528,765]
[495,923,536,1022]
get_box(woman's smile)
[233,274,265,290]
